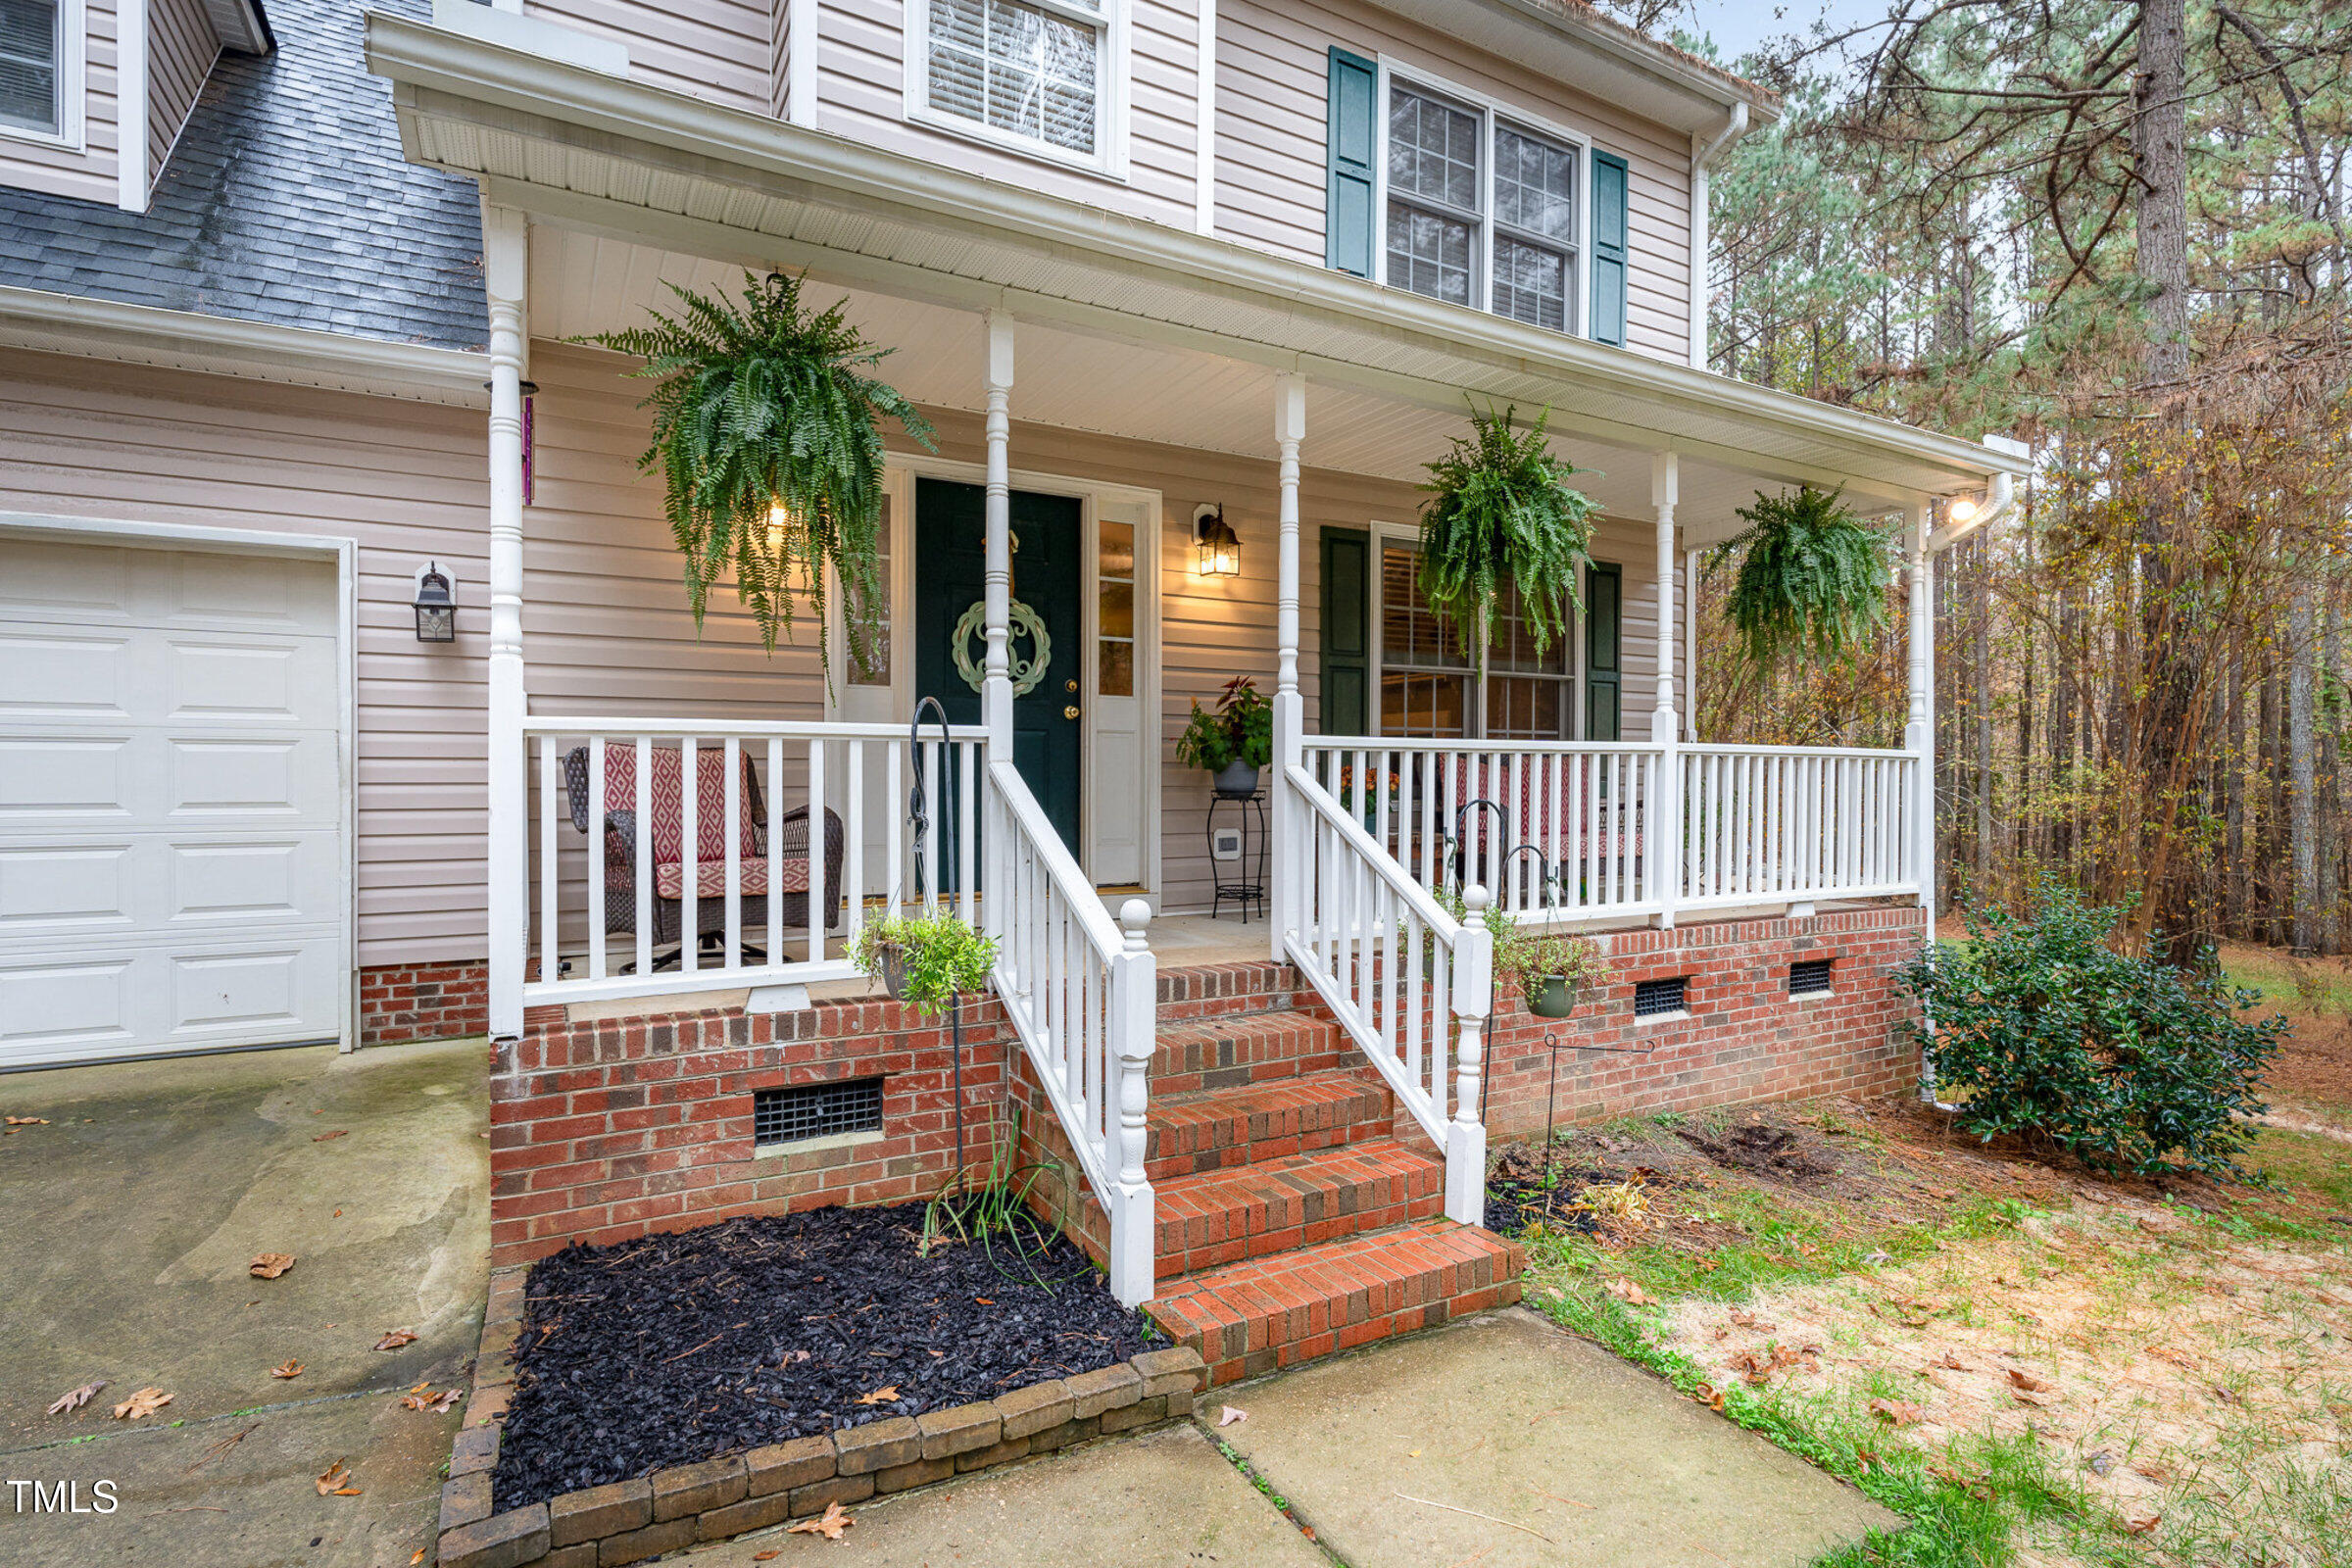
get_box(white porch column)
[1650,452,1681,928]
[484,205,529,1040]
[982,312,1015,755]
[1270,373,1306,961]
[1906,501,1935,910]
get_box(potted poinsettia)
[849,911,998,1016]
[1175,675,1274,798]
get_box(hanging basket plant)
[1416,402,1597,666]
[581,270,935,676]
[1709,486,1892,668]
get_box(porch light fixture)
[1945,496,1981,524]
[412,562,457,643]
[1194,503,1240,577]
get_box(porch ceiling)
[370,11,2019,540]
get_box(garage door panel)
[0,535,348,1066]
[0,631,132,718]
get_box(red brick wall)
[488,994,1015,1267]
[361,960,489,1046]
[1477,907,1924,1142]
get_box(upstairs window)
[917,0,1115,168]
[0,0,62,138]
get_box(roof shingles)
[0,0,486,351]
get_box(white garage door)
[0,534,348,1068]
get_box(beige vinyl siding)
[524,0,773,114]
[0,0,120,205]
[1212,0,1693,367]
[145,0,218,176]
[811,0,1199,231]
[0,347,490,968]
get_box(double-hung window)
[1382,76,1585,333]
[0,0,66,139]
[916,0,1117,170]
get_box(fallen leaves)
[1928,1350,1971,1372]
[1217,1404,1247,1427]
[853,1385,899,1406]
[5,1115,49,1125]
[399,1383,462,1413]
[786,1501,855,1540]
[1691,1381,1728,1412]
[312,1129,348,1143]
[47,1381,105,1417]
[315,1461,362,1496]
[1728,1310,1777,1332]
[1603,1277,1653,1307]
[113,1387,172,1421]
[373,1330,417,1351]
[1868,1397,1924,1427]
[2005,1367,2055,1405]
[271,1359,304,1380]
[2125,1510,2163,1535]
[754,1552,780,1562]
[250,1252,297,1279]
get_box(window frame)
[1370,58,1592,338]
[0,0,84,151]
[903,0,1130,180]
[1365,520,1596,743]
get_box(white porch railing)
[982,758,1157,1306]
[1678,744,1918,909]
[522,718,986,1005]
[1283,765,1493,1227]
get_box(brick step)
[1145,1218,1524,1387]
[1152,1010,1349,1094]
[1155,960,1320,1023]
[1145,1069,1394,1182]
[1152,1139,1444,1278]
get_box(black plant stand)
[1206,789,1268,922]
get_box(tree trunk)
[2290,584,2320,953]
[1972,532,1993,889]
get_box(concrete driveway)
[0,1038,490,1567]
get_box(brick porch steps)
[1145,1216,1524,1387]
[1151,1010,1349,1094]
[1144,1069,1394,1181]
[1151,1138,1445,1276]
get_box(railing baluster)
[805,737,824,964]
[679,737,699,975]
[767,736,785,960]
[957,740,977,927]
[588,737,608,982]
[844,739,864,950]
[538,737,559,989]
[634,736,652,978]
[724,736,743,968]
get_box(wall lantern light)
[1194,503,1240,577]
[413,561,457,643]
[1945,495,1981,524]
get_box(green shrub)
[1898,881,2286,1180]
[850,911,998,1016]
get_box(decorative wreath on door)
[951,599,1053,696]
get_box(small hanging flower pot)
[850,912,998,1017]
[1528,974,1580,1019]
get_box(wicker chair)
[563,743,844,967]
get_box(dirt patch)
[1676,1121,1841,1183]
[492,1202,1152,1511]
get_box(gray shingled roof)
[0,0,485,351]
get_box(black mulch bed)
[490,1203,1157,1512]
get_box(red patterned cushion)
[650,857,810,901]
[594,743,760,865]
[1449,757,1643,857]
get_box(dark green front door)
[913,477,1084,853]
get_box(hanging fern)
[581,271,935,674]
[1710,486,1891,667]
[1416,402,1597,666]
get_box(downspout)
[1687,102,1748,370]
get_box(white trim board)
[0,511,361,1057]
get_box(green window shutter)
[1590,149,1629,347]
[1320,526,1371,735]
[1325,48,1378,277]
[1585,562,1621,741]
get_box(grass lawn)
[1502,955,2352,1568]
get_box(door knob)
[1063,705,1081,720]
[1065,678,1078,693]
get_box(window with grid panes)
[1383,79,1582,333]
[923,0,1104,159]
[0,0,61,135]
[1484,581,1573,740]
[847,494,893,687]
[1098,517,1134,696]
[1377,543,1470,739]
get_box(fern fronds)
[1708,486,1891,668]
[580,271,935,675]
[1415,402,1597,667]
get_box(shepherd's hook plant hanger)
[906,694,973,1182]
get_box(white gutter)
[0,286,491,406]
[1687,101,1747,370]
[1928,436,2030,553]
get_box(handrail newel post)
[1446,884,1493,1227]
[1108,900,1157,1307]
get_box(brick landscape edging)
[434,1266,1208,1568]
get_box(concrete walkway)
[681,1309,1899,1568]
[0,1038,490,1568]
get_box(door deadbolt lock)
[1065,678,1078,693]
[1063,705,1081,720]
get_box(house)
[0,0,2014,1379]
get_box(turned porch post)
[979,311,1014,941]
[1905,501,1935,910]
[484,204,529,1041]
[1270,372,1306,962]
[1650,451,1681,929]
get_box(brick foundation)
[361,959,491,1047]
